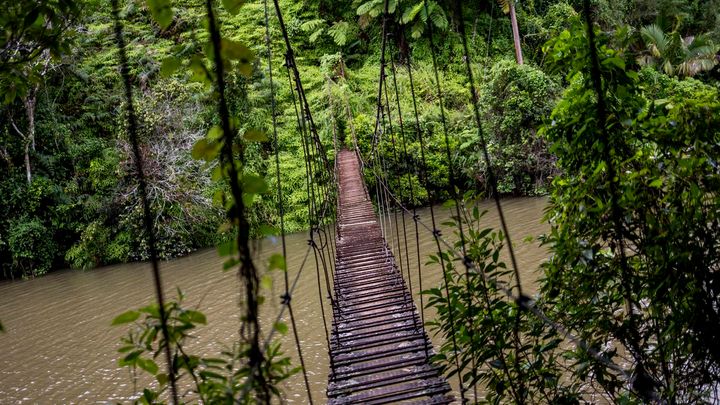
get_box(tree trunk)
[24,141,32,184]
[509,2,524,65]
[25,91,36,152]
[22,87,38,184]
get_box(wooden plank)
[328,150,453,404]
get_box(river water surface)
[0,198,548,403]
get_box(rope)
[369,0,390,164]
[368,3,648,392]
[262,0,313,401]
[403,43,467,401]
[205,0,270,400]
[286,65,332,351]
[271,0,341,379]
[380,82,407,282]
[386,47,424,330]
[423,0,523,399]
[110,2,178,402]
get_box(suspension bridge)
[106,0,657,401]
[327,150,452,404]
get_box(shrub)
[8,217,57,277]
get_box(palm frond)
[641,24,670,55]
[497,0,511,14]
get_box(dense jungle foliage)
[1,0,718,279]
[2,0,720,403]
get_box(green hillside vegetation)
[3,0,720,403]
[0,1,718,279]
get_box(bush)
[467,59,560,195]
[8,217,57,277]
[540,19,720,402]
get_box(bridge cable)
[284,64,333,350]
[423,0,524,398]
[420,0,485,398]
[378,105,402,285]
[380,64,408,289]
[262,0,313,401]
[369,0,390,165]
[402,33,468,403]
[386,46,424,330]
[205,0,273,399]
[271,0,341,376]
[110,2,178,402]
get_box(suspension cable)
[359,4,650,397]
[404,41,467,402]
[205,0,271,400]
[262,0,313,401]
[386,47,424,328]
[380,75,407,282]
[110,2,178,402]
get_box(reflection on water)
[0,198,547,403]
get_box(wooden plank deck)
[327,150,453,404]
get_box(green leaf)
[602,56,625,70]
[184,310,207,325]
[261,274,273,290]
[217,240,238,256]
[156,373,168,386]
[223,257,239,271]
[160,57,181,77]
[138,358,159,375]
[191,139,220,162]
[243,129,268,142]
[139,304,160,317]
[146,0,173,29]
[221,0,245,15]
[401,2,424,24]
[112,310,140,325]
[649,178,663,188]
[189,54,211,85]
[220,39,254,77]
[274,321,288,335]
[207,125,223,140]
[269,253,286,271]
[242,174,268,194]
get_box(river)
[0,198,548,403]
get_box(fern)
[309,29,325,43]
[356,0,382,16]
[300,18,325,33]
[401,2,424,24]
[429,4,448,29]
[411,20,423,39]
[328,21,350,46]
[301,19,326,44]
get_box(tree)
[1,0,81,183]
[541,18,720,402]
[638,24,718,77]
[356,0,449,39]
[498,0,524,64]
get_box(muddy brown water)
[0,198,548,403]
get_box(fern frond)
[328,21,350,46]
[401,2,424,24]
[301,19,325,32]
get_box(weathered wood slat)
[328,150,453,404]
